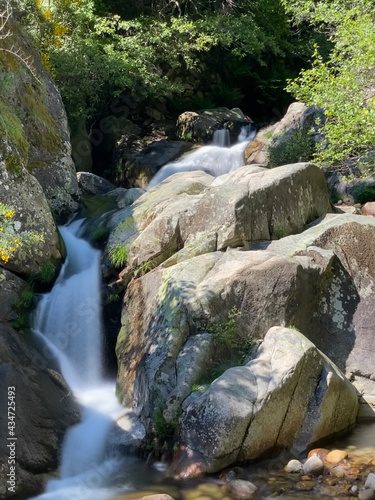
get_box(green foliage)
[92,226,110,246]
[284,0,375,167]
[351,183,375,204]
[268,128,315,168]
[108,243,129,269]
[31,260,56,285]
[12,284,35,330]
[18,0,303,131]
[134,260,153,278]
[105,292,120,303]
[154,397,176,442]
[207,306,245,350]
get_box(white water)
[212,128,230,147]
[30,220,128,500]
[147,124,257,189]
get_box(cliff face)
[0,11,79,223]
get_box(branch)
[0,1,40,82]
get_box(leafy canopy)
[283,0,375,167]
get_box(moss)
[0,99,29,173]
[23,83,63,167]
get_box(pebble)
[294,481,315,491]
[365,473,375,490]
[284,459,303,473]
[308,448,330,462]
[371,459,375,467]
[303,456,324,476]
[362,202,375,216]
[226,479,259,500]
[325,450,348,464]
[359,488,375,500]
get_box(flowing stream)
[30,220,133,500]
[147,125,256,189]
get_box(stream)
[28,144,375,500]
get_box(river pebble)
[325,450,348,464]
[359,488,375,500]
[365,473,375,490]
[303,456,324,476]
[284,460,303,473]
[226,479,259,499]
[294,480,314,491]
[308,448,330,462]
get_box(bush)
[268,128,315,167]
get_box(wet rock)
[120,140,193,188]
[294,480,315,491]
[284,460,303,473]
[308,448,330,462]
[226,479,259,500]
[360,488,375,500]
[365,473,375,490]
[325,450,348,464]
[303,456,324,476]
[220,466,246,482]
[77,172,115,195]
[176,107,250,144]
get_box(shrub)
[268,128,315,168]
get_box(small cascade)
[212,128,230,147]
[147,123,257,189]
[30,220,128,500]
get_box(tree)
[283,0,375,168]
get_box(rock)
[77,172,116,195]
[119,140,193,188]
[0,269,27,322]
[0,167,62,275]
[245,103,321,167]
[107,411,146,452]
[365,473,375,490]
[169,327,358,476]
[325,450,348,464]
[0,323,80,498]
[107,187,145,208]
[284,459,303,473]
[303,456,324,476]
[360,488,375,500]
[307,448,330,462]
[363,202,375,216]
[226,479,259,500]
[254,213,375,396]
[295,481,315,491]
[0,16,79,221]
[176,107,250,144]
[107,162,333,276]
[139,496,175,500]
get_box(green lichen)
[0,99,29,174]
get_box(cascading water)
[30,220,130,500]
[147,124,257,189]
[212,128,230,147]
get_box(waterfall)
[147,124,257,189]
[30,220,128,500]
[212,128,230,147]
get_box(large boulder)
[0,164,62,275]
[115,243,355,432]
[0,323,80,498]
[118,140,193,189]
[106,163,333,280]
[176,107,250,144]
[0,13,79,221]
[170,327,358,477]
[244,103,321,167]
[254,213,375,396]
